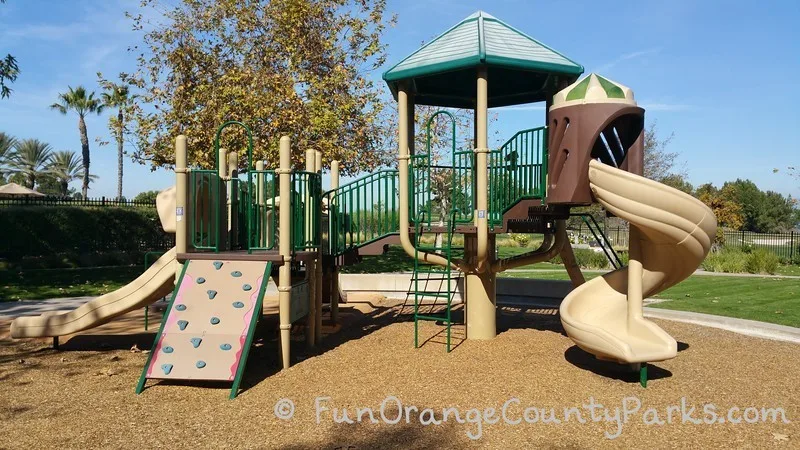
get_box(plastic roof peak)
[382,11,584,108]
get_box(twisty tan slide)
[560,161,717,363]
[10,247,177,338]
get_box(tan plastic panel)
[145,259,268,381]
[10,248,177,338]
[559,161,716,363]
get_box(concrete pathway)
[505,268,800,279]
[3,284,798,345]
[0,296,168,320]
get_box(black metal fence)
[722,230,798,262]
[0,196,157,208]
[569,223,630,250]
[569,224,800,263]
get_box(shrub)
[745,249,779,274]
[552,248,610,269]
[702,248,747,273]
[508,233,531,247]
[0,206,173,269]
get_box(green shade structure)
[383,11,584,108]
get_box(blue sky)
[1,0,798,199]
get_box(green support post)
[640,363,648,388]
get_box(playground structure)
[9,11,716,394]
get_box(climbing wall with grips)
[141,259,272,385]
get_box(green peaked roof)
[551,73,637,111]
[383,11,584,108]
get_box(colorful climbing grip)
[196,361,206,369]
[161,364,173,375]
[220,343,232,351]
[207,290,217,299]
[190,337,202,348]
[231,270,242,277]
[210,317,220,325]
[242,284,252,291]
[163,346,174,354]
[176,304,187,311]
[178,320,189,331]
[232,301,244,309]
[213,261,223,270]
[197,277,206,284]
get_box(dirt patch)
[1,299,797,449]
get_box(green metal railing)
[248,169,279,251]
[189,169,222,251]
[572,212,624,269]
[488,126,548,226]
[323,124,548,257]
[291,171,322,252]
[410,111,473,228]
[324,169,399,256]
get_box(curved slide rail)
[10,248,177,338]
[560,161,716,363]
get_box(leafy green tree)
[133,190,160,204]
[696,183,744,230]
[643,122,684,182]
[124,0,395,175]
[0,1,18,99]
[8,139,53,188]
[48,150,93,196]
[659,173,693,194]
[722,179,795,232]
[50,86,105,198]
[0,131,17,181]
[99,79,134,200]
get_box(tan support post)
[397,84,455,269]
[314,150,323,344]
[217,147,229,251]
[256,160,265,247]
[228,151,239,249]
[175,135,188,278]
[627,226,643,329]
[464,66,496,340]
[278,136,292,370]
[304,149,316,347]
[329,159,340,323]
[560,239,586,287]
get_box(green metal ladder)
[412,210,461,352]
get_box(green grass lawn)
[3,248,799,328]
[773,264,800,276]
[340,246,560,273]
[0,266,142,301]
[501,270,800,328]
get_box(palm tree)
[101,83,132,200]
[9,139,53,189]
[49,150,92,196]
[0,131,17,181]
[50,86,104,198]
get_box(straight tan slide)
[560,161,717,363]
[10,248,177,338]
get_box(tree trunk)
[60,180,68,197]
[79,115,90,199]
[117,109,124,200]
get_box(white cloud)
[495,105,545,112]
[594,47,661,73]
[640,102,695,112]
